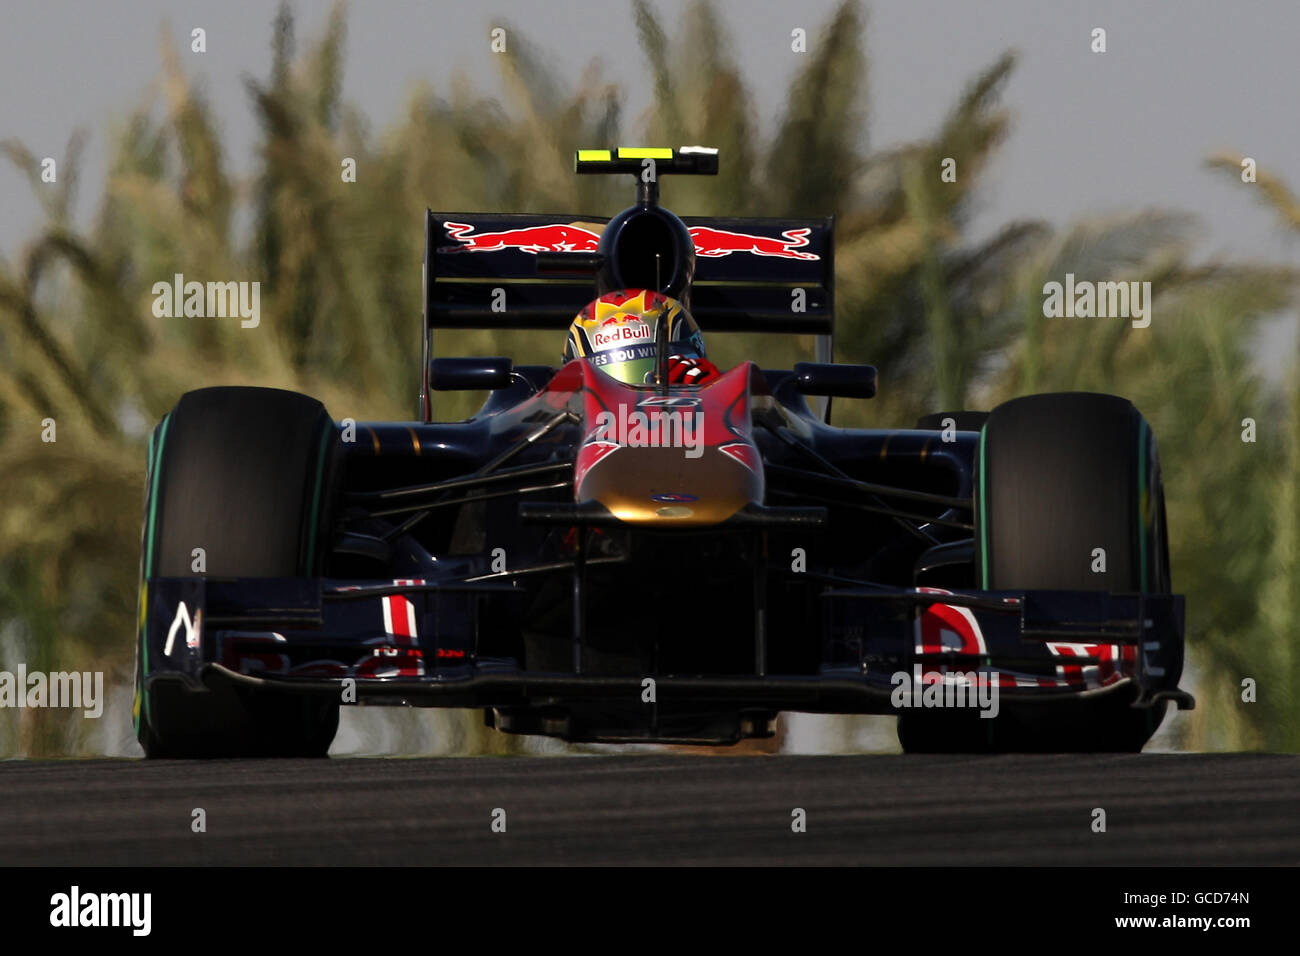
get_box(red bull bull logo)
[441,221,602,253]
[688,225,821,260]
[442,220,820,261]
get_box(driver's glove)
[666,355,721,385]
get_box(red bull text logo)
[592,314,652,350]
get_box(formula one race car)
[134,146,1192,757]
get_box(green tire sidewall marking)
[1137,417,1149,594]
[138,412,172,733]
[133,425,157,737]
[144,413,171,580]
[978,421,990,589]
[1137,415,1154,736]
[305,418,334,575]
[977,422,992,682]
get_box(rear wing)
[421,209,835,419]
[423,210,834,334]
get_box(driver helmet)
[563,289,705,385]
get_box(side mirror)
[429,357,514,391]
[793,362,877,399]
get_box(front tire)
[898,392,1176,753]
[135,387,341,757]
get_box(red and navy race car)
[134,147,1191,756]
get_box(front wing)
[139,574,1192,716]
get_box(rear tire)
[135,387,341,757]
[898,392,1175,753]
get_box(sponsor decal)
[439,220,821,261]
[893,589,1138,692]
[588,343,657,368]
[379,588,424,676]
[688,225,820,260]
[913,587,987,658]
[381,594,417,645]
[1047,641,1136,689]
[650,492,697,503]
[441,221,601,253]
[638,396,701,407]
[164,600,202,656]
[592,314,652,351]
[891,589,999,715]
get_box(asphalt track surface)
[1,754,1295,865]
